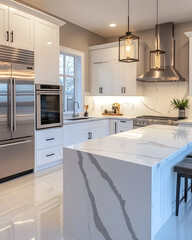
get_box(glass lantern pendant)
[150,0,166,70]
[119,0,139,63]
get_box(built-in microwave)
[36,84,63,130]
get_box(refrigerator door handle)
[0,140,32,148]
[10,78,14,132]
[13,78,16,132]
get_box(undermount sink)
[66,117,91,121]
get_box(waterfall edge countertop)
[67,124,192,167]
[63,124,192,240]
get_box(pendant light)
[119,0,139,63]
[150,0,165,70]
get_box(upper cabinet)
[0,4,8,46]
[35,18,59,85]
[90,43,144,96]
[9,8,34,51]
[0,2,64,85]
[0,4,34,51]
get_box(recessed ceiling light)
[109,23,116,28]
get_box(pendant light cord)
[156,0,159,49]
[127,0,130,33]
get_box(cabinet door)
[35,18,59,84]
[123,62,137,96]
[0,4,8,46]
[109,120,117,135]
[68,123,89,145]
[91,120,109,139]
[92,62,112,96]
[112,61,124,96]
[9,8,34,50]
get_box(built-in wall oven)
[36,84,63,130]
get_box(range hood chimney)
[137,22,185,82]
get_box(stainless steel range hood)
[137,22,185,82]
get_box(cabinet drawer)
[36,146,63,167]
[118,120,133,128]
[118,126,131,133]
[36,128,63,150]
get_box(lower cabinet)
[63,120,109,146]
[109,119,133,134]
[35,127,63,171]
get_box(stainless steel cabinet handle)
[88,132,91,140]
[46,138,55,141]
[88,132,92,140]
[121,87,123,94]
[99,87,103,94]
[6,31,9,41]
[124,87,126,94]
[11,31,13,42]
[46,153,55,157]
[115,122,117,134]
[0,140,31,148]
[13,78,16,132]
[120,120,126,123]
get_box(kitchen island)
[63,125,192,240]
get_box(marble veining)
[69,125,192,167]
[85,81,191,118]
[77,151,112,240]
[87,153,138,240]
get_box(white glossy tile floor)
[0,165,63,240]
[155,192,192,240]
[0,165,192,240]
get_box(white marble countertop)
[178,119,192,124]
[63,115,134,125]
[67,125,192,168]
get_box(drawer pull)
[46,138,55,141]
[46,153,55,157]
[120,120,126,123]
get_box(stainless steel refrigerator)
[0,45,35,183]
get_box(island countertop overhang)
[65,125,192,168]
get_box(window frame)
[60,46,85,115]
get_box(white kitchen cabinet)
[9,8,34,51]
[109,119,133,134]
[109,119,118,135]
[112,61,124,96]
[0,4,8,46]
[112,61,137,96]
[63,120,109,146]
[0,4,34,50]
[116,119,133,133]
[35,17,59,84]
[90,42,144,96]
[92,62,113,95]
[35,127,63,171]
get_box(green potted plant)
[171,98,190,119]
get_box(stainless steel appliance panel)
[0,62,12,141]
[36,85,63,130]
[12,63,34,139]
[0,136,34,181]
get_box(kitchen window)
[59,46,84,114]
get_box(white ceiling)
[16,0,192,37]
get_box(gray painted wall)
[60,22,105,92]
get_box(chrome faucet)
[72,101,80,118]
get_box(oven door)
[36,91,63,130]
